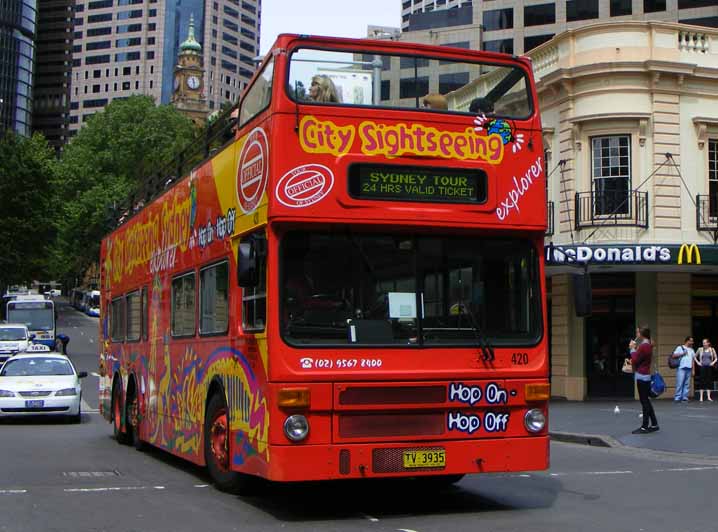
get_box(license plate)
[402,449,446,469]
[25,400,44,408]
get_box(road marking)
[194,484,209,488]
[0,490,27,495]
[654,466,718,473]
[361,513,379,522]
[91,372,100,378]
[397,529,419,532]
[580,471,633,476]
[64,486,165,493]
[63,472,118,478]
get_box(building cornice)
[693,117,718,150]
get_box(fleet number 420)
[511,352,529,365]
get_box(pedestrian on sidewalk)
[694,338,717,402]
[630,326,659,434]
[672,336,695,402]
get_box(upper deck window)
[287,47,533,120]
[238,57,274,127]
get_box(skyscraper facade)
[400,1,718,55]
[0,0,37,137]
[33,0,74,150]
[68,0,260,135]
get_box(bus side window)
[238,57,274,127]
[126,290,141,342]
[241,232,266,332]
[110,296,125,343]
[141,286,148,341]
[171,272,197,338]
[200,260,229,335]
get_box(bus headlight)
[283,415,309,442]
[524,409,546,433]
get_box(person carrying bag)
[630,326,659,434]
[672,337,695,402]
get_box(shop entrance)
[585,274,636,398]
[691,277,718,393]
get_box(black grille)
[19,391,52,397]
[339,449,350,475]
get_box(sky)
[259,0,402,55]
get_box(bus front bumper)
[262,435,549,482]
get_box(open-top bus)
[99,34,549,491]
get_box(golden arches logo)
[677,243,701,265]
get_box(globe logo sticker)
[236,127,269,214]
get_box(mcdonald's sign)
[677,243,701,265]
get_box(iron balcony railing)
[696,194,718,233]
[574,190,649,230]
[546,200,554,236]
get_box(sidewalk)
[549,399,718,456]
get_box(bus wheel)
[112,381,130,445]
[127,390,146,451]
[204,393,258,494]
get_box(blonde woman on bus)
[309,74,341,103]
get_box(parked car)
[0,323,33,364]
[0,347,87,422]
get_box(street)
[1,301,717,532]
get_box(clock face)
[187,76,200,90]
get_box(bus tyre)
[128,391,146,451]
[204,393,257,494]
[112,381,130,445]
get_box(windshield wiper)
[457,290,495,363]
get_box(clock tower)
[171,15,209,126]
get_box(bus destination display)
[349,164,487,204]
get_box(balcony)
[697,195,718,237]
[574,190,649,230]
[546,201,554,236]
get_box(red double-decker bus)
[99,34,549,492]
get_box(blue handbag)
[650,372,666,398]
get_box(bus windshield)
[288,47,532,119]
[7,304,54,331]
[281,231,541,347]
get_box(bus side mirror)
[237,241,257,287]
[29,333,36,340]
[238,234,265,288]
[572,273,592,318]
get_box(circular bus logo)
[275,164,334,208]
[236,127,269,214]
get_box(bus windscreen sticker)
[237,127,269,214]
[275,164,334,208]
